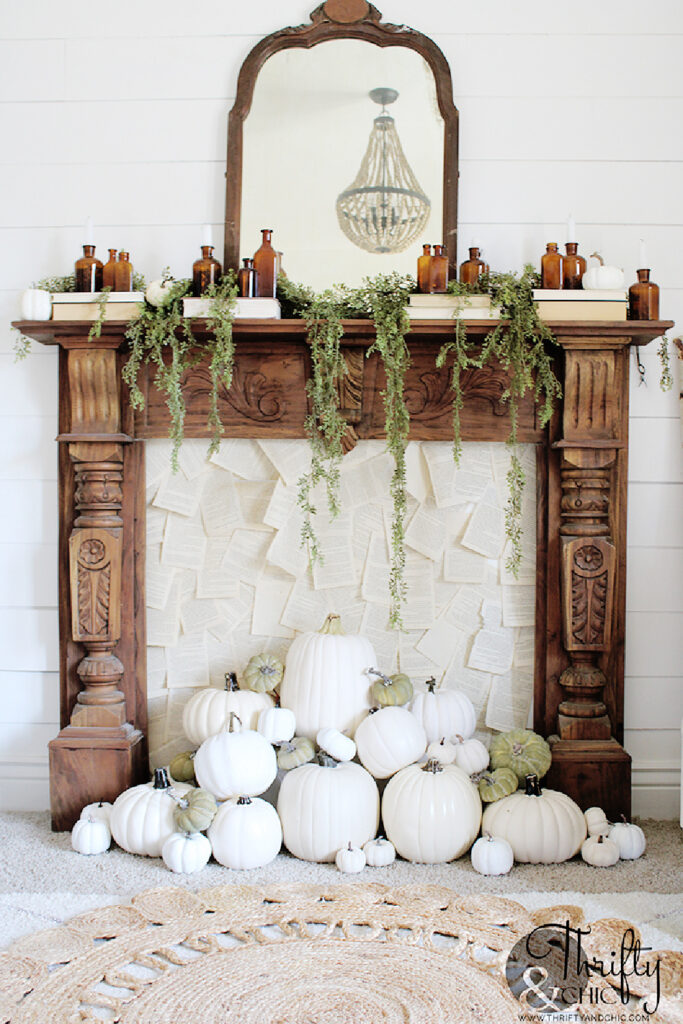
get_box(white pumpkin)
[410,679,476,744]
[79,800,113,826]
[183,672,274,746]
[382,759,482,864]
[481,774,586,864]
[279,614,375,740]
[584,806,611,837]
[110,768,192,858]
[162,831,212,874]
[194,713,277,801]
[316,727,356,762]
[257,706,296,745]
[609,820,646,860]
[581,834,620,868]
[145,277,176,308]
[363,837,396,867]
[471,834,514,876]
[208,795,282,869]
[355,706,427,779]
[277,758,379,862]
[453,735,489,775]
[582,253,625,290]
[71,816,111,856]
[20,288,52,321]
[335,842,366,874]
[425,738,457,765]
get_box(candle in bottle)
[84,216,95,244]
[638,238,647,270]
[201,223,213,248]
[567,214,576,242]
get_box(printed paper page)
[236,479,276,526]
[468,624,514,675]
[166,633,209,688]
[263,478,298,531]
[361,532,391,605]
[165,687,200,739]
[405,442,431,503]
[161,515,207,571]
[178,441,212,481]
[405,500,448,561]
[513,626,535,667]
[222,528,271,581]
[180,598,221,636]
[502,585,536,627]
[402,556,436,630]
[360,601,399,671]
[146,545,176,611]
[210,439,276,481]
[153,472,203,517]
[340,453,394,509]
[196,538,239,600]
[313,514,356,590]
[209,590,252,641]
[252,577,295,639]
[398,632,441,678]
[281,576,331,633]
[200,469,242,537]
[442,587,483,633]
[461,500,505,558]
[258,440,311,486]
[422,443,459,508]
[146,507,167,546]
[443,548,488,584]
[453,444,494,503]
[352,503,385,567]
[146,440,173,487]
[442,658,492,714]
[147,578,181,647]
[416,617,466,667]
[485,667,533,731]
[146,647,167,693]
[266,514,309,578]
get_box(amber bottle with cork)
[628,269,659,320]
[102,249,118,289]
[563,243,586,290]
[417,244,432,293]
[253,229,278,298]
[114,251,133,291]
[429,243,448,293]
[75,245,103,292]
[459,246,489,285]
[541,242,564,289]
[237,257,257,298]
[193,246,222,296]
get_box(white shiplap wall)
[1,0,681,817]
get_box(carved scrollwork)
[77,560,111,637]
[182,363,288,423]
[571,566,608,645]
[404,364,509,421]
[561,536,615,654]
[69,528,122,646]
[574,545,604,572]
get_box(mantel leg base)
[546,737,631,821]
[48,724,146,831]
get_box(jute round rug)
[1,884,681,1023]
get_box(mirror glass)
[241,39,444,290]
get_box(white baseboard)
[632,761,681,821]
[0,756,49,811]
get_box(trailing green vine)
[88,286,111,340]
[204,273,238,456]
[657,335,673,392]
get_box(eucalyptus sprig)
[204,271,239,456]
[657,335,673,392]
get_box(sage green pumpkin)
[478,767,519,803]
[277,736,315,771]
[368,668,413,708]
[243,653,284,694]
[173,787,217,833]
[169,750,197,784]
[489,729,552,783]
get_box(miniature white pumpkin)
[183,672,274,746]
[277,757,379,862]
[470,834,514,876]
[335,842,366,874]
[257,706,296,745]
[208,795,282,869]
[109,769,192,858]
[145,277,175,308]
[363,837,396,867]
[410,679,476,744]
[194,713,277,801]
[382,759,482,863]
[79,800,113,826]
[452,734,489,775]
[584,806,611,837]
[71,816,111,856]
[581,833,620,868]
[481,774,586,864]
[279,614,375,740]
[582,252,625,290]
[316,727,356,762]
[355,706,427,779]
[609,819,646,860]
[162,831,212,874]
[425,738,457,764]
[20,288,52,321]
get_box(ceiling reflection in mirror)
[240,39,444,290]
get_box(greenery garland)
[657,335,674,392]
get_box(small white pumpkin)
[316,727,356,762]
[425,738,457,765]
[582,252,625,290]
[452,734,489,775]
[71,816,111,856]
[470,834,514,876]
[79,800,113,826]
[145,277,176,308]
[363,837,396,867]
[20,288,52,321]
[208,795,282,869]
[335,841,366,874]
[581,833,620,868]
[609,819,646,860]
[183,672,274,746]
[194,712,277,801]
[481,774,586,864]
[110,768,192,858]
[355,706,427,779]
[410,678,476,744]
[584,806,611,837]
[162,831,211,874]
[257,706,296,745]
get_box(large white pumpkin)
[110,768,192,858]
[409,679,476,744]
[277,758,379,862]
[279,614,375,740]
[208,796,283,869]
[382,759,482,863]
[194,713,277,801]
[354,706,427,779]
[183,672,274,746]
[481,774,587,864]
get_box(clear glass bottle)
[628,269,659,320]
[563,243,586,290]
[237,257,257,298]
[114,251,133,291]
[417,244,432,293]
[541,242,564,290]
[429,243,448,293]
[253,229,278,298]
[459,246,489,285]
[102,249,117,289]
[75,244,103,292]
[192,246,222,297]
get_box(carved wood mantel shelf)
[16,316,672,828]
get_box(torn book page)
[340,453,394,509]
[200,468,242,537]
[416,618,467,668]
[502,585,536,628]
[166,633,209,688]
[210,439,277,481]
[281,576,331,634]
[180,598,221,636]
[236,479,276,526]
[361,531,391,606]
[485,667,534,732]
[147,577,181,647]
[258,439,311,487]
[313,514,356,590]
[468,623,514,675]
[153,471,203,517]
[402,556,436,630]
[222,528,271,581]
[266,514,309,578]
[422,443,459,508]
[360,601,399,671]
[405,500,448,562]
[252,577,295,639]
[178,440,212,481]
[161,515,207,571]
[146,544,176,611]
[461,500,505,558]
[443,548,488,584]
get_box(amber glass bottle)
[563,243,586,290]
[628,269,659,320]
[102,249,118,289]
[193,246,222,296]
[541,242,563,289]
[429,244,448,293]
[253,229,278,298]
[459,246,489,285]
[417,244,432,293]
[237,257,257,298]
[75,245,103,292]
[114,251,133,291]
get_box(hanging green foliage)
[657,335,674,392]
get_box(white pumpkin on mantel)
[110,768,192,858]
[279,614,375,740]
[582,252,625,290]
[355,706,427,779]
[20,288,52,321]
[409,679,476,744]
[481,774,586,864]
[183,672,274,746]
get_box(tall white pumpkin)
[110,768,192,858]
[382,759,482,863]
[194,713,277,801]
[279,614,375,740]
[277,757,379,862]
[409,679,476,743]
[183,672,274,746]
[481,774,587,864]
[208,795,283,869]
[354,706,427,779]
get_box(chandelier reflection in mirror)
[336,87,431,254]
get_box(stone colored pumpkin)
[367,667,413,707]
[277,736,316,771]
[243,653,284,694]
[354,706,427,779]
[481,774,586,864]
[409,678,476,744]
[183,673,274,746]
[110,768,192,858]
[173,787,217,833]
[584,806,611,837]
[477,767,519,803]
[169,750,196,784]
[489,728,552,783]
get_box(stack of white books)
[533,289,628,321]
[407,293,501,321]
[183,297,281,319]
[51,292,144,321]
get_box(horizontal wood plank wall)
[1,0,681,816]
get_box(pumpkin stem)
[524,773,542,797]
[455,734,464,744]
[368,667,392,685]
[317,752,339,768]
[319,613,344,636]
[597,835,604,844]
[423,758,443,774]
[589,251,605,266]
[425,676,437,693]
[348,841,353,851]
[227,712,242,733]
[224,671,239,692]
[153,767,171,790]
[237,795,252,805]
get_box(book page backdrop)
[146,439,537,767]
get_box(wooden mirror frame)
[223,0,459,276]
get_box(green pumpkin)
[478,767,519,803]
[489,729,552,783]
[243,653,284,694]
[173,787,217,833]
[169,750,196,784]
[368,667,413,707]
[277,736,315,771]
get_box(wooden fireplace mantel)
[15,316,673,828]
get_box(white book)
[183,297,281,319]
[532,289,627,302]
[51,291,144,303]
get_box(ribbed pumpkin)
[477,767,519,803]
[409,678,476,744]
[172,787,217,833]
[243,653,284,694]
[368,667,413,707]
[110,768,192,858]
[277,736,316,771]
[194,713,277,801]
[481,774,586,864]
[489,728,552,783]
[354,706,427,779]
[169,750,196,784]
[279,614,375,740]
[183,672,274,746]
[208,796,283,869]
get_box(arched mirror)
[224,0,459,290]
